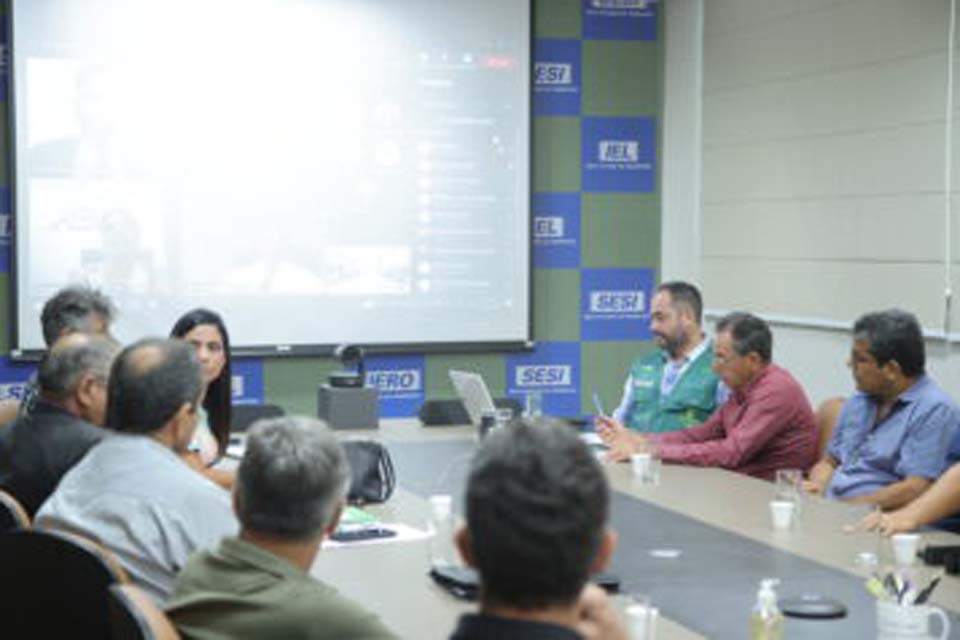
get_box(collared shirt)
[612,339,728,422]
[652,363,818,480]
[826,376,960,499]
[0,399,107,515]
[167,537,397,640]
[36,434,236,603]
[449,614,582,640]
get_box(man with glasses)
[804,310,959,509]
[600,312,817,480]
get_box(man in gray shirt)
[37,338,237,603]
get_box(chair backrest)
[0,529,128,638]
[231,403,285,433]
[109,584,180,640]
[0,489,31,531]
[815,396,846,461]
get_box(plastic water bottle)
[749,579,784,640]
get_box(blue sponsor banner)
[580,268,654,341]
[0,358,37,402]
[365,354,425,418]
[231,358,265,405]
[533,39,581,116]
[0,186,9,273]
[533,192,580,269]
[505,341,581,417]
[582,0,658,41]
[582,116,656,193]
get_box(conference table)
[314,420,960,639]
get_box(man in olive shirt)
[167,416,396,640]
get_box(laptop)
[448,370,497,427]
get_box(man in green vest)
[597,281,725,435]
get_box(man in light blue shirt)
[805,310,959,510]
[37,338,236,603]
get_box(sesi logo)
[516,365,572,387]
[534,63,573,85]
[589,290,645,313]
[0,382,27,401]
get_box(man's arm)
[869,463,960,534]
[844,476,933,511]
[655,383,787,469]
[803,456,838,496]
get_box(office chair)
[0,529,128,638]
[109,584,180,640]
[0,489,30,531]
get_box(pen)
[914,576,941,605]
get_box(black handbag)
[342,440,396,504]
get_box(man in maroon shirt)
[599,312,818,480]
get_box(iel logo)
[599,140,640,163]
[533,216,564,239]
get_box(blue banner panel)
[582,0,658,41]
[0,186,10,273]
[533,192,580,269]
[580,268,654,341]
[533,39,582,116]
[231,358,265,405]
[365,354,426,418]
[505,341,581,417]
[0,358,37,402]
[581,116,656,193]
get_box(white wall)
[664,0,960,406]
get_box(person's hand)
[595,415,626,444]
[856,509,918,537]
[575,584,628,640]
[604,432,648,463]
[801,479,825,496]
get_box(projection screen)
[9,0,531,354]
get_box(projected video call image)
[13,0,531,349]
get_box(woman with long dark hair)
[171,308,233,488]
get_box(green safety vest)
[625,345,721,433]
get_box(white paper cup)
[891,533,920,567]
[769,500,795,531]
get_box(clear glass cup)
[524,390,543,417]
[427,494,458,569]
[774,469,803,515]
[619,593,658,640]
